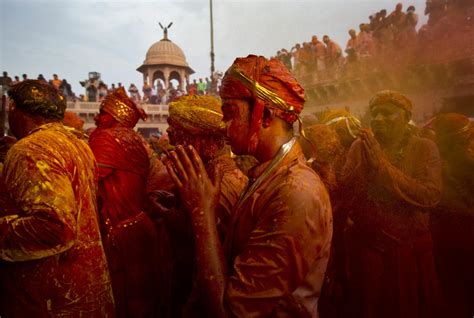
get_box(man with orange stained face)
[165,55,333,317]
[165,95,248,241]
[307,111,360,318]
[340,90,444,318]
[89,88,164,317]
[0,80,114,317]
[147,95,248,317]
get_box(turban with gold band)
[319,108,361,139]
[100,87,147,128]
[8,80,66,120]
[168,95,225,135]
[369,90,412,115]
[220,55,305,154]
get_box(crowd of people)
[1,1,473,317]
[276,0,472,84]
[1,72,220,106]
[138,77,219,105]
[0,72,76,101]
[0,53,472,318]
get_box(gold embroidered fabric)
[101,87,146,128]
[168,95,225,134]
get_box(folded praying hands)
[164,145,223,223]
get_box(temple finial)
[159,22,173,40]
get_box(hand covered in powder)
[360,129,385,170]
[164,145,223,223]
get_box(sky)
[1,0,427,95]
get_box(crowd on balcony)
[0,72,76,100]
[138,77,218,105]
[1,71,221,106]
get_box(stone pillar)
[163,67,171,91]
[147,68,154,86]
[179,70,186,91]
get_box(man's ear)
[262,107,274,128]
[404,111,411,123]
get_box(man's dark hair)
[8,80,66,120]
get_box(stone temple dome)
[143,39,190,68]
[137,24,194,91]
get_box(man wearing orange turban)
[89,87,164,317]
[147,95,248,317]
[340,90,444,317]
[431,113,474,317]
[165,55,332,317]
[220,55,306,155]
[312,110,361,318]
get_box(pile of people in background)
[275,0,472,84]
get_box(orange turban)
[369,90,412,115]
[63,111,85,130]
[220,55,305,154]
[100,87,147,128]
[433,113,472,140]
[304,124,342,164]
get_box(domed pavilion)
[137,25,194,91]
